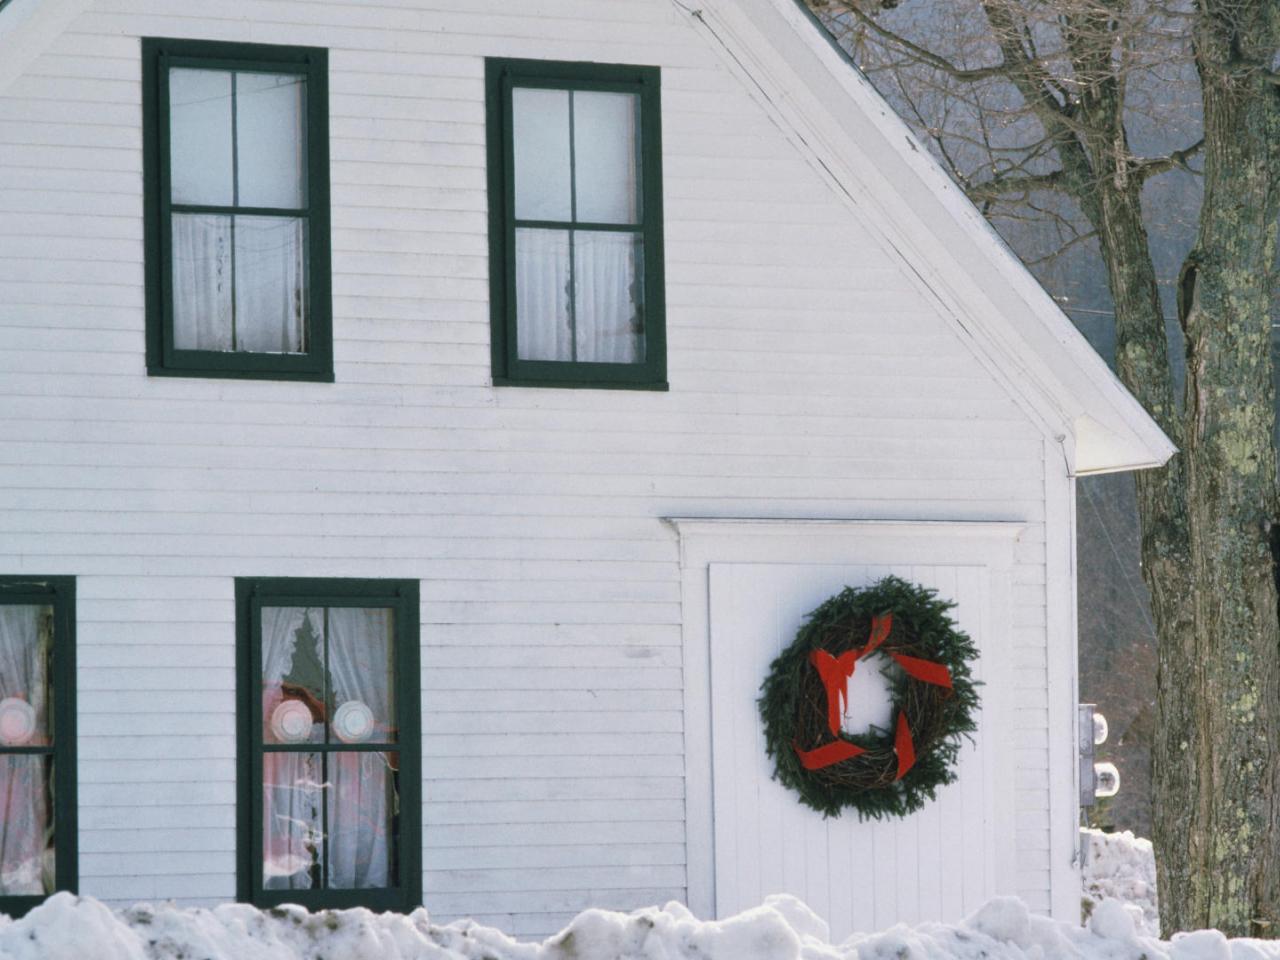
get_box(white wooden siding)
[0,0,1063,936]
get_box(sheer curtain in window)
[261,606,322,890]
[325,607,394,889]
[172,215,233,351]
[234,217,308,354]
[172,217,306,354]
[575,232,642,363]
[515,229,572,361]
[0,607,51,895]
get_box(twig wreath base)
[758,576,981,819]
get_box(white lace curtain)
[326,608,393,889]
[515,230,642,364]
[0,606,51,896]
[260,606,393,891]
[261,606,321,890]
[172,215,306,354]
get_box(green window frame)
[0,577,76,918]
[142,38,333,382]
[485,58,667,390]
[235,578,421,911]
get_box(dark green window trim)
[486,58,668,390]
[235,578,421,911]
[0,577,76,919]
[142,38,333,382]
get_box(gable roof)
[683,0,1175,476]
[0,0,1174,475]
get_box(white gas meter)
[1077,703,1116,806]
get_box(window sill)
[492,376,669,392]
[249,888,416,913]
[147,365,335,383]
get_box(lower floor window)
[236,579,420,910]
[0,577,76,916]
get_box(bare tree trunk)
[1057,27,1204,930]
[1173,0,1280,935]
[1090,186,1201,935]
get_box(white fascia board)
[1071,414,1171,476]
[686,0,1176,476]
[0,0,96,96]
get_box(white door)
[708,561,1012,938]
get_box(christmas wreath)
[758,576,980,819]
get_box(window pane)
[513,87,571,222]
[574,231,644,364]
[573,92,639,225]
[0,755,53,895]
[326,608,396,744]
[234,217,308,354]
[262,607,324,745]
[236,72,307,210]
[327,751,397,889]
[0,606,51,748]
[263,752,322,890]
[515,228,572,361]
[262,751,399,892]
[172,214,233,352]
[169,68,234,206]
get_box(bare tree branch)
[1022,227,1099,265]
[967,168,1068,200]
[1135,137,1205,179]
[835,2,1023,82]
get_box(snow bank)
[0,889,1275,960]
[1082,827,1160,935]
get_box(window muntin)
[143,39,331,381]
[0,578,76,917]
[487,59,666,388]
[237,581,419,911]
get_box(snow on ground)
[0,888,1274,960]
[1082,827,1160,936]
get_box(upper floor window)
[0,577,76,917]
[236,578,420,911]
[142,39,332,381]
[486,58,667,389]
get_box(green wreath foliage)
[758,576,981,819]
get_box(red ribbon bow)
[793,613,953,780]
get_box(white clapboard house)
[0,0,1173,940]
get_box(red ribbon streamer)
[889,653,953,689]
[791,612,955,776]
[861,613,893,657]
[810,650,858,736]
[794,738,866,770]
[806,612,895,738]
[894,710,916,780]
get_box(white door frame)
[666,517,1024,920]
